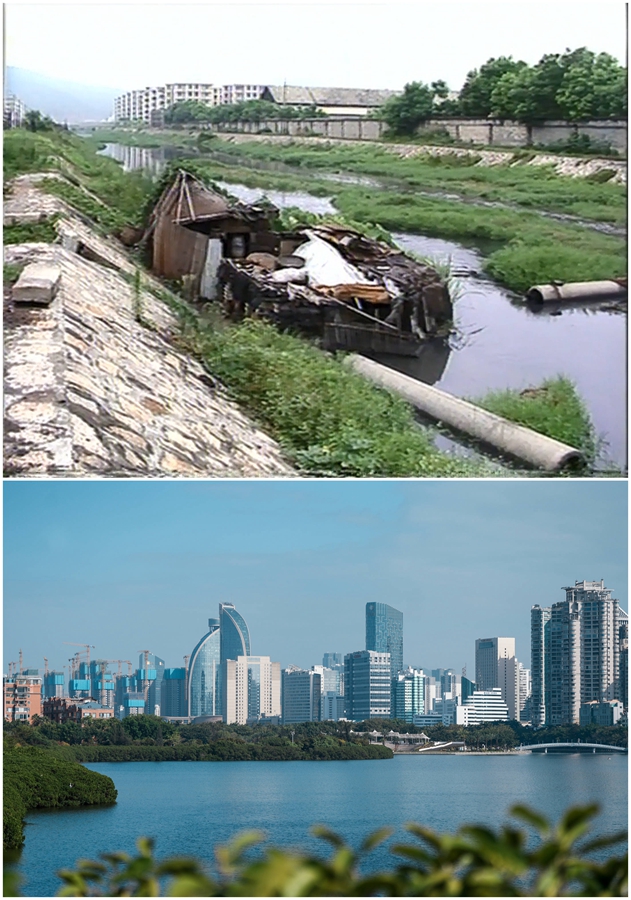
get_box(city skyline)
[5,3,626,94]
[4,481,627,677]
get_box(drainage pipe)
[526,280,626,303]
[345,354,585,471]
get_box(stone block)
[12,263,62,306]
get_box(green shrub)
[472,376,598,464]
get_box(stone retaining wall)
[4,175,296,478]
[214,117,627,153]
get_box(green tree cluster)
[460,48,626,123]
[3,739,117,851]
[164,99,326,126]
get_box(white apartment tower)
[223,656,281,725]
[475,637,516,691]
[540,580,624,725]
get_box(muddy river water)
[100,142,627,468]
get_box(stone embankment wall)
[214,117,627,153]
[218,133,627,183]
[4,174,295,478]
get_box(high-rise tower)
[532,580,624,725]
[188,618,221,718]
[220,603,251,662]
[366,602,403,677]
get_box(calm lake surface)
[99,142,627,468]
[18,754,627,896]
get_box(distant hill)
[5,67,124,123]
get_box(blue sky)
[4,480,627,677]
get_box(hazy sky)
[4,480,627,679]
[5,2,627,92]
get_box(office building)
[311,665,343,696]
[223,656,281,725]
[454,688,509,725]
[321,691,345,721]
[344,650,391,721]
[323,653,343,668]
[461,676,477,705]
[3,673,42,722]
[282,668,321,723]
[497,655,520,720]
[366,602,403,677]
[220,603,251,662]
[579,699,624,726]
[144,654,165,716]
[531,605,551,725]
[161,668,187,718]
[475,637,516,692]
[392,667,425,722]
[188,618,221,718]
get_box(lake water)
[17,754,627,896]
[98,142,627,468]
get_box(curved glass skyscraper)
[188,618,220,718]
[220,603,251,661]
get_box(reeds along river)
[16,753,628,897]
[100,143,627,469]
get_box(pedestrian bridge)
[518,742,626,754]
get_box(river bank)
[4,129,624,473]
[90,129,627,297]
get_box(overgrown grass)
[3,217,60,245]
[472,376,598,465]
[3,263,26,286]
[148,153,625,294]
[173,316,500,477]
[136,134,626,225]
[4,129,154,230]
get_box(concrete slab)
[12,263,62,306]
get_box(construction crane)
[63,643,95,672]
[19,649,23,675]
[106,659,133,678]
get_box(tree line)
[380,47,626,135]
[3,739,117,850]
[160,98,326,126]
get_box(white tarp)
[293,230,371,287]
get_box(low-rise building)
[579,700,624,726]
[454,688,509,726]
[4,94,26,128]
[43,697,114,722]
[4,674,42,722]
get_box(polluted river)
[99,142,627,470]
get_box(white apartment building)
[497,655,520,720]
[114,83,268,123]
[454,688,509,726]
[475,637,516,691]
[4,94,26,128]
[223,655,281,725]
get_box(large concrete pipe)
[345,354,585,471]
[526,280,627,304]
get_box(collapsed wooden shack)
[143,172,454,356]
[142,169,277,299]
[216,224,454,356]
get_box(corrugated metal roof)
[265,86,399,107]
